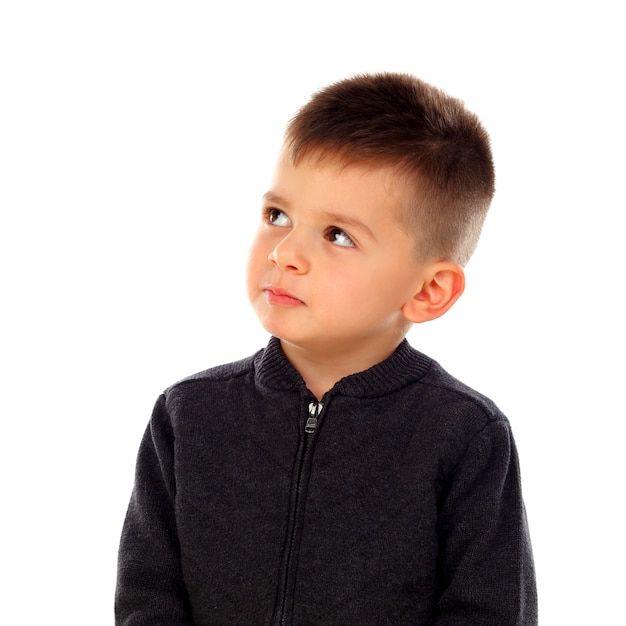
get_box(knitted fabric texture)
[116,337,537,625]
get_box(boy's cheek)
[246,239,269,274]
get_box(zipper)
[305,401,323,433]
[277,401,323,625]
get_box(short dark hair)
[284,73,495,265]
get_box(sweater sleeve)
[115,394,194,625]
[434,418,538,625]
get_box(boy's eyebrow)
[318,210,375,240]
[262,192,375,240]
[263,192,292,209]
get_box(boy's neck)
[279,336,407,400]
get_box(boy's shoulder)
[163,349,262,396]
[413,355,510,444]
[421,357,501,414]
[160,337,302,402]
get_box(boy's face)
[247,153,431,359]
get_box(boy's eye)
[266,208,291,227]
[327,227,355,248]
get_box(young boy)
[116,73,537,625]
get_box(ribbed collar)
[254,336,433,398]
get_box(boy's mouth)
[263,286,305,306]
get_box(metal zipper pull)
[305,401,323,434]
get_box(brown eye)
[327,227,355,248]
[266,208,291,227]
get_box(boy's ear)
[401,262,465,324]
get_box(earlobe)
[401,262,465,324]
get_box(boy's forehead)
[274,148,417,201]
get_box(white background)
[1,1,624,623]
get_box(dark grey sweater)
[116,337,537,625]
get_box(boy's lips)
[263,286,305,306]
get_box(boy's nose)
[268,233,309,274]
